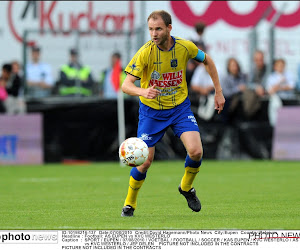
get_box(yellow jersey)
[124,36,204,110]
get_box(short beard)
[158,31,169,46]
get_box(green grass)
[0,161,299,230]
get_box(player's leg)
[171,107,203,212]
[121,112,168,217]
[180,131,203,191]
[178,131,203,212]
[122,147,155,217]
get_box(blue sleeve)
[194,49,206,63]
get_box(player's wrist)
[139,87,147,97]
[215,88,222,93]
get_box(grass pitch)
[0,161,299,230]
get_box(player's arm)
[194,50,225,113]
[203,55,225,114]
[122,74,160,99]
[202,55,222,91]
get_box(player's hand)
[214,91,225,114]
[142,84,161,99]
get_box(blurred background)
[1,1,300,165]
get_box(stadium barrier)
[0,114,43,165]
[272,106,300,160]
[23,96,299,163]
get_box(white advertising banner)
[0,1,300,77]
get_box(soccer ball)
[119,137,149,167]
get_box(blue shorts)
[137,98,200,147]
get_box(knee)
[138,155,154,173]
[188,148,203,161]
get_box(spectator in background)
[12,60,22,76]
[2,63,22,98]
[190,41,215,120]
[187,22,208,91]
[0,77,8,113]
[26,46,54,98]
[222,58,247,99]
[56,48,95,97]
[266,58,296,126]
[186,41,205,91]
[190,60,214,97]
[191,22,207,52]
[221,57,247,122]
[11,60,23,83]
[266,59,295,98]
[186,58,198,90]
[1,63,26,114]
[99,52,126,99]
[248,50,267,97]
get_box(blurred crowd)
[187,22,300,126]
[0,45,126,114]
[1,21,300,127]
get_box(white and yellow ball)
[119,137,149,167]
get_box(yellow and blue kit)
[123,37,206,210]
[125,36,206,110]
[124,36,206,148]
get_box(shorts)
[137,98,200,147]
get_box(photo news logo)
[247,231,300,241]
[0,232,58,244]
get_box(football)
[119,137,149,167]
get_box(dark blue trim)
[185,155,202,168]
[124,71,141,80]
[156,36,176,52]
[130,167,147,181]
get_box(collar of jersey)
[156,36,176,52]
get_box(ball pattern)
[119,137,149,167]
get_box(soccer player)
[121,10,225,217]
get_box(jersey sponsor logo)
[149,70,183,88]
[140,133,152,141]
[150,70,160,80]
[171,1,300,28]
[170,58,178,68]
[159,87,179,96]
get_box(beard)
[153,31,169,46]
[159,32,168,44]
